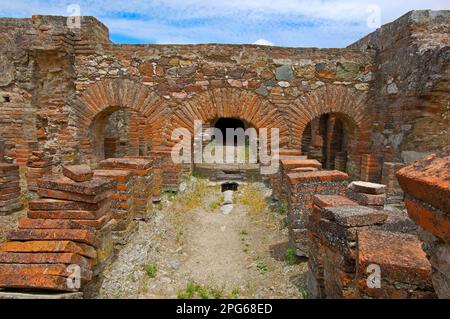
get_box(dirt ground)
[97,178,308,299]
[0,209,26,243]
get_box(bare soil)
[97,179,308,299]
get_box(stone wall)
[0,10,448,191]
[349,10,450,166]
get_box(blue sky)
[0,0,448,47]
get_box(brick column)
[286,170,348,256]
[0,163,22,215]
[100,157,152,218]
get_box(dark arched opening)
[89,107,152,165]
[214,118,246,146]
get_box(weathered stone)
[348,181,386,195]
[357,229,434,297]
[321,205,388,227]
[275,65,294,81]
[62,165,93,182]
[346,188,386,206]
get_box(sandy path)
[97,180,307,299]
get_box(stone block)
[313,194,357,209]
[321,205,388,228]
[346,188,386,206]
[348,181,386,195]
[357,229,434,298]
[62,165,93,182]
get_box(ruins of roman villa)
[0,10,448,299]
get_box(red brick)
[0,263,92,281]
[313,195,358,209]
[62,164,93,182]
[288,170,348,184]
[0,273,79,292]
[0,240,96,259]
[7,229,101,248]
[0,252,92,269]
[357,229,433,288]
[404,196,450,243]
[396,146,450,213]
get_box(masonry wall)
[348,10,450,165]
[0,11,449,189]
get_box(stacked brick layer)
[0,163,22,215]
[360,154,382,183]
[93,169,136,233]
[346,181,386,210]
[100,157,152,218]
[396,147,450,299]
[25,151,53,193]
[307,198,388,298]
[271,155,315,201]
[286,170,348,256]
[0,172,116,292]
[381,162,404,203]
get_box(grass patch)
[277,201,288,215]
[143,263,157,278]
[285,247,297,265]
[175,179,209,213]
[209,201,219,210]
[177,280,224,299]
[239,185,267,215]
[230,287,240,299]
[256,258,268,274]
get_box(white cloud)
[0,0,448,47]
[253,39,274,46]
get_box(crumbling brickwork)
[397,146,450,299]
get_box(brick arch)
[288,85,371,149]
[168,88,289,147]
[70,78,168,163]
[287,85,373,179]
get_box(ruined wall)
[349,10,450,165]
[0,10,448,187]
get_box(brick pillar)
[381,162,404,203]
[100,157,152,218]
[306,194,358,299]
[286,170,348,256]
[0,163,22,215]
[308,198,388,298]
[94,169,136,243]
[360,154,382,182]
[25,151,53,195]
